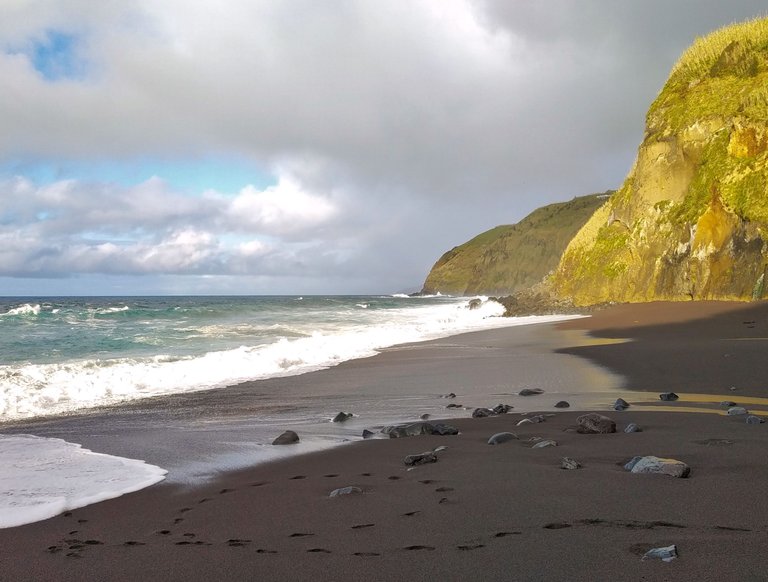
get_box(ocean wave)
[94,306,130,315]
[1,304,41,317]
[0,298,581,420]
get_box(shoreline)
[0,301,767,580]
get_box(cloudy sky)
[1,1,765,295]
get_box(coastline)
[0,301,767,580]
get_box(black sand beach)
[1,301,767,581]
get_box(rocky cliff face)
[553,18,768,305]
[421,193,608,296]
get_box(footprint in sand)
[182,533,196,538]
[255,549,278,554]
[77,519,88,524]
[123,541,146,546]
[227,539,252,547]
[402,511,420,517]
[65,552,83,558]
[219,488,234,494]
[307,548,332,553]
[388,476,401,480]
[419,480,435,485]
[457,544,484,551]
[360,472,373,477]
[435,486,454,492]
[543,522,572,530]
[174,518,184,524]
[438,497,449,504]
[353,552,380,557]
[494,531,521,538]
[250,482,270,487]
[351,524,375,530]
[289,475,307,480]
[289,533,315,538]
[68,530,79,535]
[323,474,339,478]
[47,545,63,554]
[198,498,211,504]
[403,545,435,551]
[178,507,193,513]
[156,530,172,536]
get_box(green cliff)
[421,193,608,296]
[553,17,768,305]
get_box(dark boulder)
[404,451,438,466]
[472,407,495,418]
[432,424,459,436]
[487,432,518,445]
[272,430,300,445]
[491,404,513,414]
[332,412,353,423]
[362,429,375,439]
[554,401,570,408]
[576,413,616,434]
[518,388,544,396]
[659,392,679,401]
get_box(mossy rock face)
[421,193,608,296]
[553,17,768,305]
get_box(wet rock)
[487,432,518,445]
[382,422,434,438]
[491,404,513,414]
[446,403,463,409]
[720,401,737,407]
[624,456,690,478]
[659,392,679,401]
[333,412,353,423]
[443,393,456,399]
[467,299,482,310]
[554,401,570,408]
[472,408,495,418]
[624,423,642,433]
[613,398,630,411]
[642,545,678,562]
[329,486,362,497]
[576,413,616,434]
[518,388,544,396]
[362,429,375,439]
[727,407,749,416]
[432,424,459,436]
[404,451,438,467]
[560,457,581,470]
[532,439,557,449]
[272,430,300,445]
[420,414,431,420]
[746,415,765,424]
[516,415,546,426]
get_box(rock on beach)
[624,456,690,478]
[272,430,300,445]
[576,413,616,434]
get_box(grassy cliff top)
[649,16,768,133]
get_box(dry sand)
[1,301,767,581]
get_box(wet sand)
[1,301,767,581]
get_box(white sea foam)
[95,305,130,315]
[1,303,41,317]
[0,434,167,528]
[0,298,582,419]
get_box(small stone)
[491,403,513,414]
[624,456,690,478]
[560,457,581,470]
[404,451,438,467]
[532,439,557,449]
[518,388,544,396]
[272,430,300,445]
[642,545,678,562]
[727,407,748,416]
[487,432,518,445]
[446,403,463,409]
[432,445,448,453]
[382,422,434,438]
[624,423,642,433]
[554,401,570,408]
[613,398,630,411]
[362,429,375,439]
[329,486,362,498]
[420,414,430,420]
[472,408,495,418]
[516,414,546,426]
[746,415,765,424]
[659,392,679,401]
[443,393,456,399]
[720,401,737,407]
[576,413,616,434]
[332,412,353,423]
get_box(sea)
[0,294,583,527]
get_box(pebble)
[491,403,513,414]
[487,432,518,445]
[517,415,546,426]
[720,401,737,407]
[404,451,438,467]
[554,401,570,408]
[727,407,749,416]
[624,423,642,433]
[642,545,678,562]
[613,398,630,411]
[472,408,494,418]
[446,403,463,409]
[746,415,765,425]
[329,486,362,497]
[518,388,544,396]
[420,414,431,420]
[659,392,679,401]
[532,439,557,449]
[560,457,581,470]
[624,456,690,478]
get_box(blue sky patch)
[30,30,86,82]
